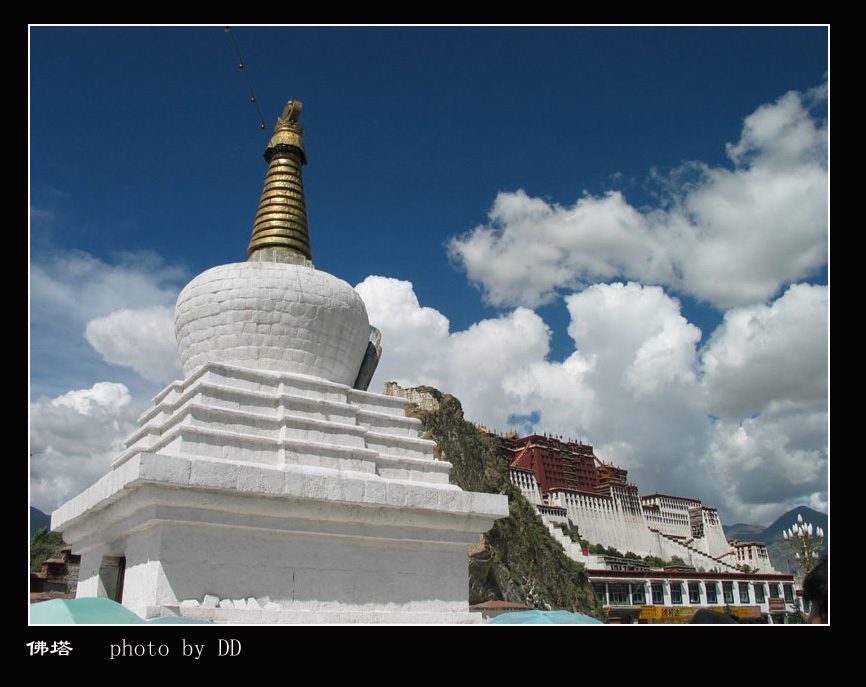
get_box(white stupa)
[51,101,509,623]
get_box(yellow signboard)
[638,606,658,619]
[638,605,758,621]
[729,606,761,618]
[639,606,697,620]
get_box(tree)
[30,527,65,572]
[643,555,666,569]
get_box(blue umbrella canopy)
[488,610,605,625]
[30,598,145,625]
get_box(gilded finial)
[246,100,312,262]
[279,100,302,126]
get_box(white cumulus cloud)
[448,83,828,311]
[30,382,138,512]
[358,274,827,525]
[29,250,188,510]
[699,283,828,420]
[84,305,182,384]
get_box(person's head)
[690,608,739,624]
[802,556,828,623]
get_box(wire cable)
[225,26,270,138]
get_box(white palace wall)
[511,468,750,573]
[547,489,658,557]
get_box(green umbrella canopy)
[30,598,145,625]
[488,609,605,625]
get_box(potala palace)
[498,430,800,622]
[501,432,769,573]
[381,382,803,623]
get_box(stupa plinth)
[50,101,508,623]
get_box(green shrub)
[30,527,65,572]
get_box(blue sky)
[29,25,828,527]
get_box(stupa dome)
[175,260,371,385]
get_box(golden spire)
[246,100,312,262]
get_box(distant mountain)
[764,506,828,546]
[724,506,828,575]
[723,522,765,542]
[30,506,50,538]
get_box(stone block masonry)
[384,382,442,412]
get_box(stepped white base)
[52,364,508,623]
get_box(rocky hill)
[401,386,603,618]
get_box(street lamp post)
[782,514,824,574]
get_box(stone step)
[116,421,382,474]
[364,430,437,462]
[374,451,452,485]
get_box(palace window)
[609,584,630,605]
[753,583,766,603]
[688,582,701,604]
[651,583,664,605]
[723,582,734,604]
[784,584,795,603]
[738,582,751,604]
[670,582,683,605]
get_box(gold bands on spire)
[246,101,312,261]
